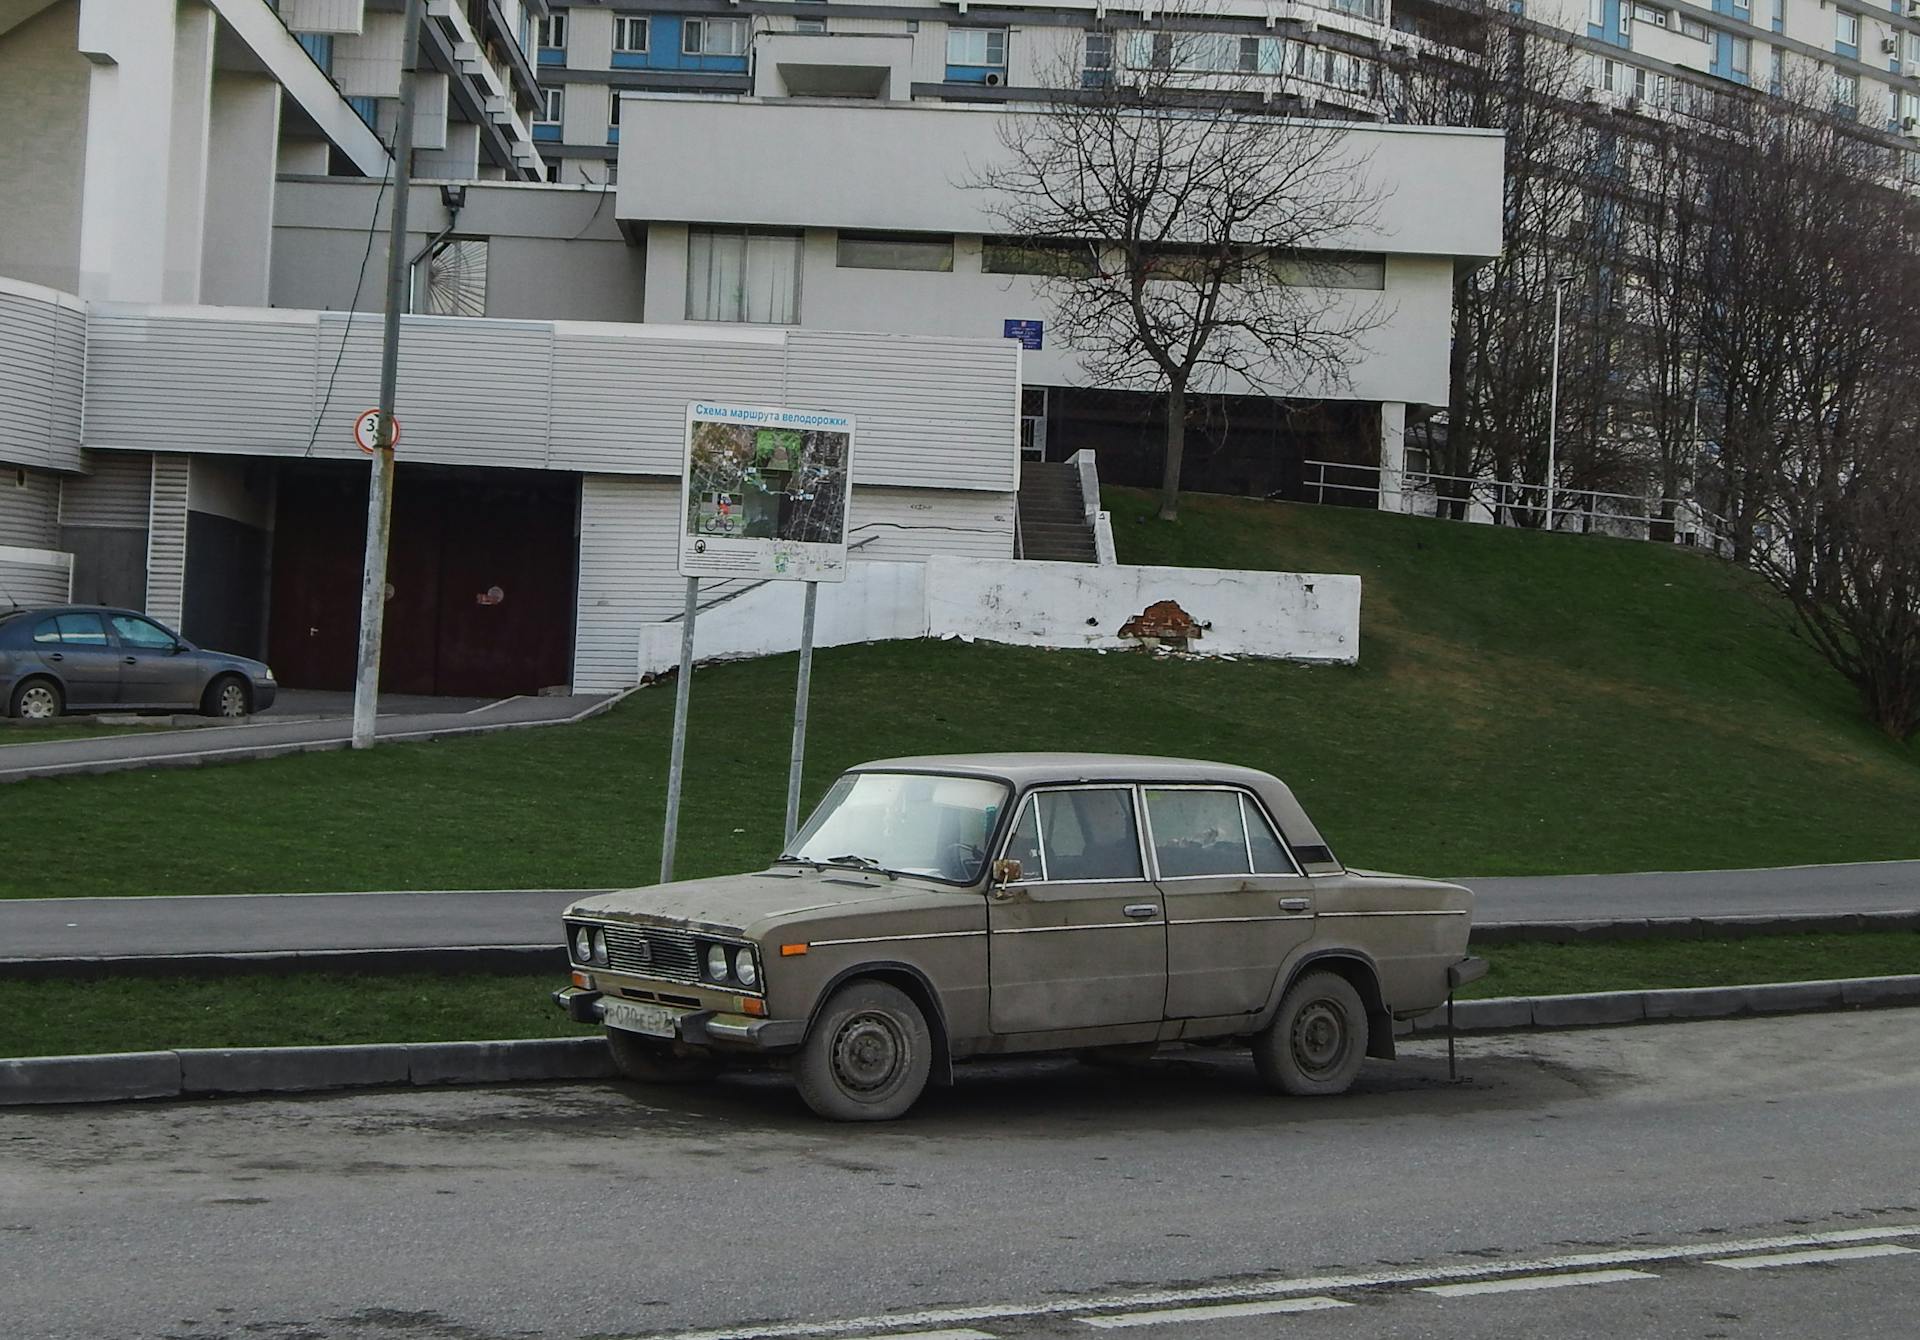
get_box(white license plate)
[601,998,682,1039]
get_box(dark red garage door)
[268,463,578,697]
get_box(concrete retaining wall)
[636,555,1361,675]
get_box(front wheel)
[203,674,250,719]
[795,981,933,1121]
[1251,970,1368,1097]
[607,1029,720,1085]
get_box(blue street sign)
[1003,319,1044,351]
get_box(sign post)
[659,402,856,882]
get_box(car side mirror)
[169,642,187,655]
[990,858,1023,897]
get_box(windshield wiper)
[823,854,896,880]
[776,853,825,870]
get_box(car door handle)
[122,656,137,665]
[1278,897,1312,913]
[1122,903,1160,919]
[47,652,63,662]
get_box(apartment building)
[532,0,1920,177]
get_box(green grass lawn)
[1,491,1914,899]
[4,932,1912,1057]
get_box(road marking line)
[1420,1269,1658,1297]
[840,1330,998,1340]
[1079,1297,1352,1328]
[1707,1244,1918,1271]
[633,1225,1920,1340]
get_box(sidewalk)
[0,690,625,784]
[0,861,1914,965]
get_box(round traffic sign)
[354,409,400,453]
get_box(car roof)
[2,605,139,619]
[854,753,1284,788]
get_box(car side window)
[32,619,60,644]
[1146,788,1253,878]
[53,613,108,646]
[110,615,175,650]
[1036,788,1143,882]
[1004,796,1044,880]
[1242,794,1296,876]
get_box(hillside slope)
[5,491,1915,897]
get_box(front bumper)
[252,680,277,712]
[551,987,805,1052]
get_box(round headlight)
[590,928,608,966]
[734,947,758,988]
[706,944,731,981]
[573,927,591,962]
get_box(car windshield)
[784,772,1010,884]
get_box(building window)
[1588,0,1604,23]
[1631,4,1668,28]
[1771,45,1786,89]
[1837,10,1860,46]
[537,14,566,49]
[1680,16,1708,39]
[544,162,561,183]
[1731,36,1750,76]
[1084,31,1113,71]
[1732,0,1750,14]
[1771,0,1785,30]
[1269,251,1387,290]
[608,89,621,141]
[687,228,801,324]
[613,16,649,54]
[835,232,955,271]
[1909,32,1920,64]
[983,241,1099,277]
[1834,69,1860,107]
[795,18,827,32]
[536,85,563,124]
[684,17,749,56]
[947,28,1008,67]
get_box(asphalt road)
[3,859,1917,961]
[1,1011,1916,1339]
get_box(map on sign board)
[679,402,856,582]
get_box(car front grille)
[599,922,703,983]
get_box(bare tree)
[968,15,1386,520]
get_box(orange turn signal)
[780,943,810,956]
[741,997,768,1017]
[571,971,594,989]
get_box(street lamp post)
[1545,273,1573,534]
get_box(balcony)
[752,33,913,100]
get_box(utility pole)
[352,0,426,750]
[1545,273,1573,535]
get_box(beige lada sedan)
[553,754,1484,1121]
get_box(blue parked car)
[0,605,277,719]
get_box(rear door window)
[1146,788,1254,878]
[52,614,108,645]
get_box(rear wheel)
[607,1029,720,1085]
[795,980,932,1121]
[9,678,63,720]
[203,674,250,718]
[1251,970,1368,1097]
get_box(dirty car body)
[555,753,1483,1120]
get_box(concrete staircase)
[1017,461,1097,563]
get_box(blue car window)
[110,615,175,650]
[52,613,108,646]
[32,620,59,644]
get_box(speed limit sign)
[353,409,400,454]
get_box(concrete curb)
[0,946,567,981]
[1470,909,1920,944]
[1401,973,1920,1036]
[4,977,1918,1107]
[6,910,1912,982]
[0,1037,615,1106]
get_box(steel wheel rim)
[218,683,247,717]
[1291,998,1349,1078]
[19,685,57,720]
[832,1011,906,1094]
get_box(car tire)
[203,674,250,719]
[9,677,64,721]
[1251,970,1368,1097]
[606,1029,721,1085]
[795,980,933,1122]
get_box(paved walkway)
[2,860,1915,962]
[0,691,622,784]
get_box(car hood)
[563,867,939,937]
